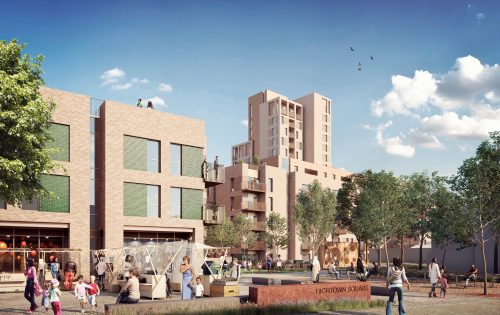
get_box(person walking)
[50,257,60,281]
[95,257,107,291]
[180,256,196,300]
[74,275,92,313]
[386,257,410,315]
[64,259,77,291]
[48,279,62,315]
[311,256,320,283]
[24,257,39,313]
[439,272,449,298]
[230,257,241,280]
[428,257,441,297]
[265,255,272,273]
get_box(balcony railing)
[241,201,266,212]
[203,162,225,186]
[241,179,266,192]
[252,221,266,231]
[204,204,225,225]
[296,112,303,121]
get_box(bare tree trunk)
[377,245,382,268]
[494,235,499,274]
[418,235,425,270]
[384,237,390,273]
[441,246,447,265]
[400,238,405,265]
[480,239,488,295]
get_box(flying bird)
[358,62,362,66]
[370,56,374,61]
[350,47,354,52]
[357,65,362,71]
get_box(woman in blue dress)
[179,256,196,299]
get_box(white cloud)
[457,143,472,152]
[476,12,485,23]
[158,83,173,93]
[421,110,500,139]
[111,82,133,90]
[145,96,167,108]
[100,68,126,86]
[371,70,437,117]
[370,55,500,157]
[131,77,149,84]
[241,119,248,127]
[375,121,415,158]
[407,129,445,149]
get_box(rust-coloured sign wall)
[249,281,370,306]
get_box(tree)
[205,217,237,247]
[295,180,337,256]
[0,40,57,205]
[402,172,448,269]
[232,213,257,257]
[428,187,461,264]
[450,131,500,295]
[336,172,375,257]
[356,171,403,271]
[265,212,288,257]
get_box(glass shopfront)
[123,231,192,247]
[0,227,68,273]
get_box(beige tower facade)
[222,90,354,264]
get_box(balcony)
[296,112,303,121]
[203,162,225,187]
[289,120,295,129]
[241,200,266,212]
[204,204,225,225]
[252,221,267,231]
[288,109,295,118]
[241,179,266,192]
[289,141,295,149]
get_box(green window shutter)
[181,146,203,177]
[124,136,147,171]
[40,175,69,213]
[181,188,203,220]
[47,123,69,161]
[124,183,147,217]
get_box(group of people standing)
[136,98,155,109]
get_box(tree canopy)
[265,212,288,256]
[0,40,57,205]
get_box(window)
[181,188,203,219]
[285,149,288,157]
[281,116,284,124]
[324,115,328,122]
[295,151,299,159]
[285,128,288,136]
[169,144,203,177]
[281,137,284,145]
[124,183,160,218]
[39,175,70,213]
[47,123,70,162]
[272,148,277,156]
[124,136,160,172]
[147,141,160,172]
[170,144,181,175]
[268,197,273,211]
[230,197,235,211]
[299,122,303,130]
[333,174,336,180]
[324,172,327,178]
[230,178,235,191]
[323,135,328,142]
[295,166,299,172]
[249,105,252,118]
[323,125,328,132]
[323,144,328,152]
[271,128,275,136]
[0,199,6,209]
[170,187,181,218]
[268,102,274,116]
[268,178,273,192]
[296,131,298,138]
[323,154,328,162]
[299,142,303,150]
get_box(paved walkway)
[1,271,498,314]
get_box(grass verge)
[165,299,386,315]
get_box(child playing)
[74,275,92,313]
[41,282,50,313]
[439,272,449,298]
[87,275,100,313]
[48,279,62,315]
[194,276,204,298]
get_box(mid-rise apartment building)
[0,87,224,277]
[217,90,355,264]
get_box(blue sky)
[1,0,499,176]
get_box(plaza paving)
[1,271,499,314]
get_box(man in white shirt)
[95,257,107,291]
[231,258,241,280]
